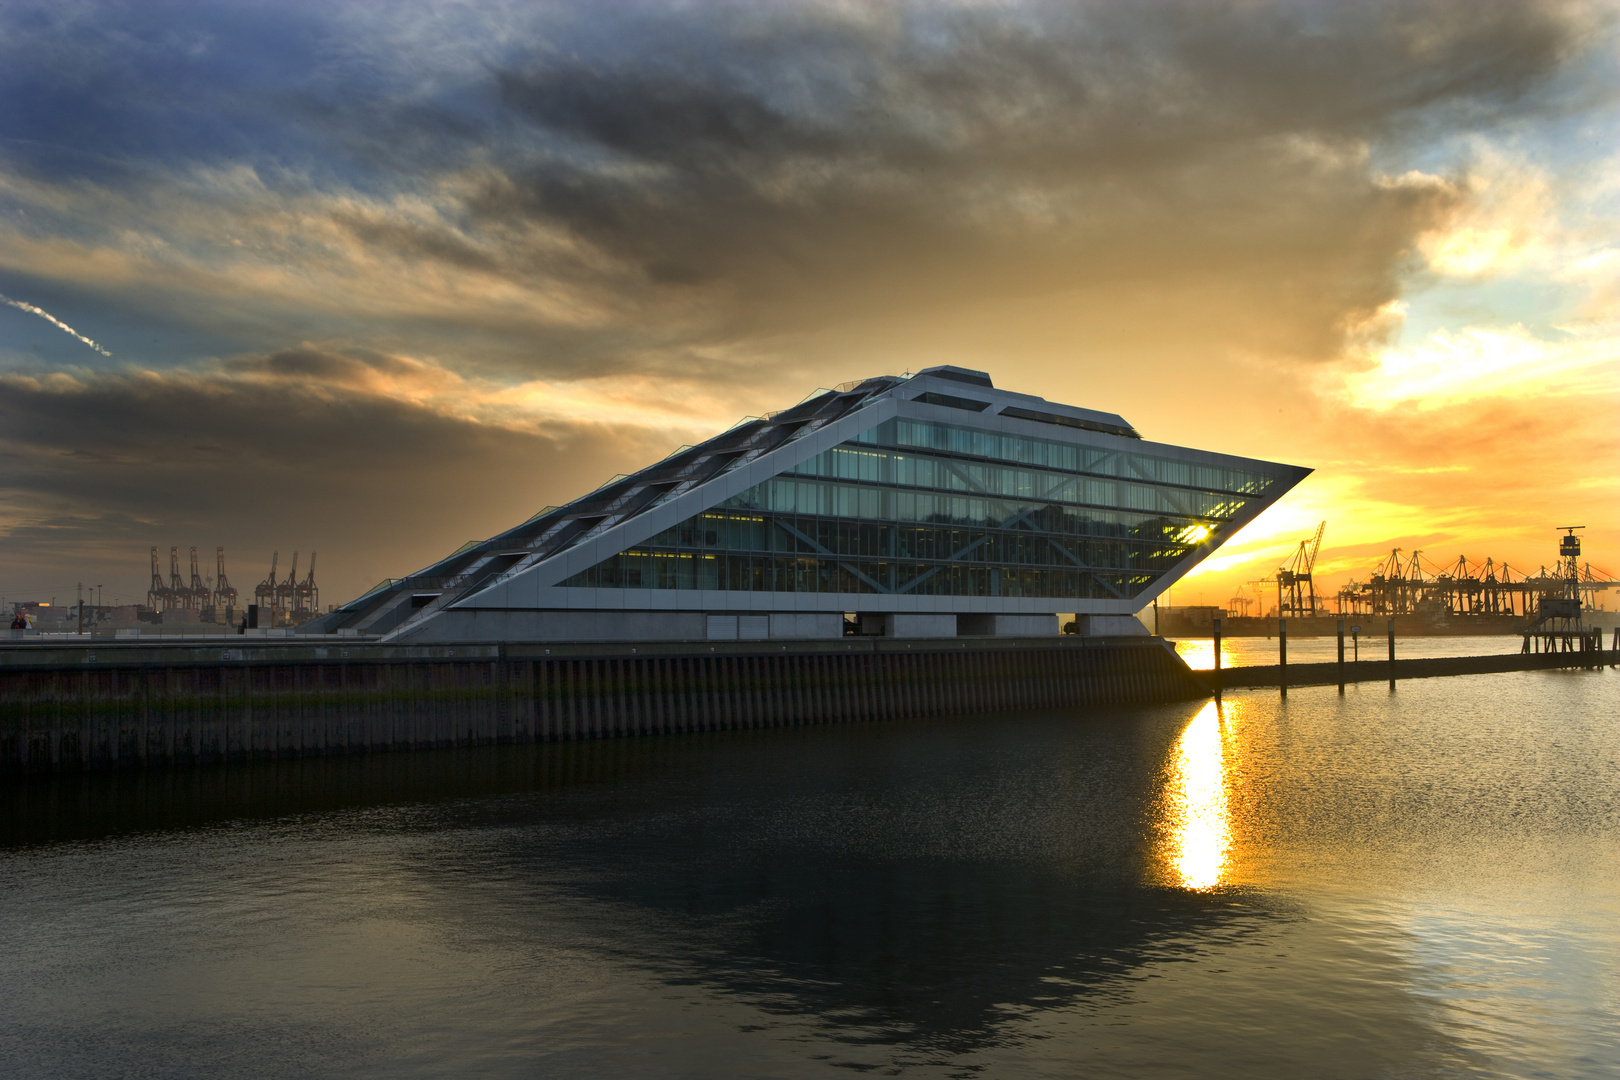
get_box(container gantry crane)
[294,552,319,615]
[1276,521,1325,617]
[255,552,279,616]
[146,546,169,611]
[168,547,190,610]
[214,548,238,611]
[189,547,210,610]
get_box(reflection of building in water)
[5,710,1270,1057]
[1164,701,1233,890]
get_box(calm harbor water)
[3,667,1618,1078]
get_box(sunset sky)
[2,0,1617,612]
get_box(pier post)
[1212,617,1222,702]
[1278,618,1287,698]
[1387,619,1396,690]
[1337,619,1345,695]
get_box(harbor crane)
[146,546,169,611]
[1245,577,1275,618]
[168,547,189,610]
[1276,521,1325,617]
[255,552,279,617]
[188,547,210,609]
[214,548,238,611]
[294,552,319,615]
[1333,528,1616,619]
[275,553,300,620]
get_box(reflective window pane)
[560,419,1291,599]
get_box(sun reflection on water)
[1164,701,1235,891]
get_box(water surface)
[3,668,1617,1078]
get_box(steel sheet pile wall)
[0,639,1205,772]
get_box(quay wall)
[0,637,1207,773]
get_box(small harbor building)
[305,367,1309,643]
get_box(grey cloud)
[226,344,423,383]
[1,1,1597,386]
[0,362,676,604]
[460,0,1589,361]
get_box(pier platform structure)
[0,635,1207,773]
[1208,643,1615,691]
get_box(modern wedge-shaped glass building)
[308,367,1309,642]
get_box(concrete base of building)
[704,613,845,641]
[1074,615,1150,637]
[880,613,958,638]
[957,614,1059,637]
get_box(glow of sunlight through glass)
[1166,701,1232,891]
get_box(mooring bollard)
[1279,617,1288,698]
[1337,619,1345,695]
[1212,616,1223,703]
[1387,618,1396,690]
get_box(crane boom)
[147,546,166,610]
[1304,521,1325,572]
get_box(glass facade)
[561,419,1284,600]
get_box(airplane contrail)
[0,292,112,356]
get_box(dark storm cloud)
[460,0,1589,359]
[0,0,1598,377]
[0,360,677,602]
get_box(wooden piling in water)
[1278,619,1288,699]
[1387,619,1397,690]
[1336,620,1345,695]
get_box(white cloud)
[1412,143,1555,279]
[1330,322,1620,409]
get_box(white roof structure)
[307,367,1308,642]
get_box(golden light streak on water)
[1164,701,1233,891]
